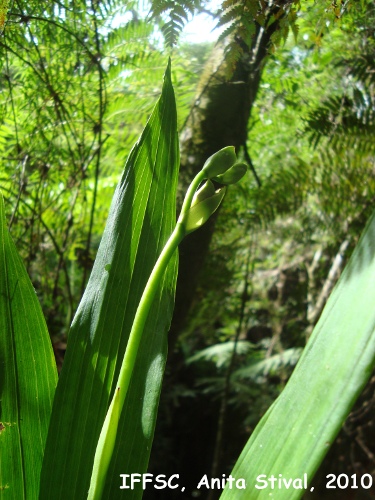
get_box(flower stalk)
[88,147,247,500]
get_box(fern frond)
[234,348,303,381]
[222,39,243,76]
[187,341,254,369]
[149,0,199,47]
[305,92,375,151]
[304,48,375,151]
[341,54,375,86]
[216,0,303,77]
[311,148,375,237]
[247,158,312,227]
[221,0,240,10]
[217,22,237,44]
[216,5,243,27]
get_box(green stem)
[178,169,206,222]
[87,169,206,500]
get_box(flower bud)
[184,186,226,234]
[202,146,237,177]
[191,180,216,207]
[213,161,247,185]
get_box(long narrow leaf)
[0,193,57,499]
[221,211,375,499]
[40,60,179,499]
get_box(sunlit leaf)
[40,60,179,500]
[0,193,57,499]
[221,210,375,499]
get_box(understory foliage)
[0,0,204,349]
[150,0,375,492]
[149,0,346,72]
[1,0,375,498]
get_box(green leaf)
[221,210,375,499]
[40,59,179,499]
[0,193,57,499]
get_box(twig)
[81,0,106,294]
[307,238,350,328]
[208,245,252,500]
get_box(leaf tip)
[165,57,172,82]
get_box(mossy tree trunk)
[170,19,280,344]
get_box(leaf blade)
[221,211,375,499]
[40,60,179,500]
[0,193,57,499]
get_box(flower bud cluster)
[183,146,247,234]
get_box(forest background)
[0,0,374,498]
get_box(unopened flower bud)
[202,146,237,177]
[191,180,216,207]
[184,186,226,234]
[213,161,247,185]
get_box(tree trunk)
[169,19,280,344]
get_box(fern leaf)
[149,0,198,47]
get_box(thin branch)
[242,142,261,187]
[3,187,74,312]
[8,154,28,229]
[307,238,350,329]
[81,0,106,294]
[6,11,98,63]
[208,243,253,498]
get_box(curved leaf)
[221,210,375,499]
[0,193,57,499]
[40,60,179,499]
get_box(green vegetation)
[1,1,375,499]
